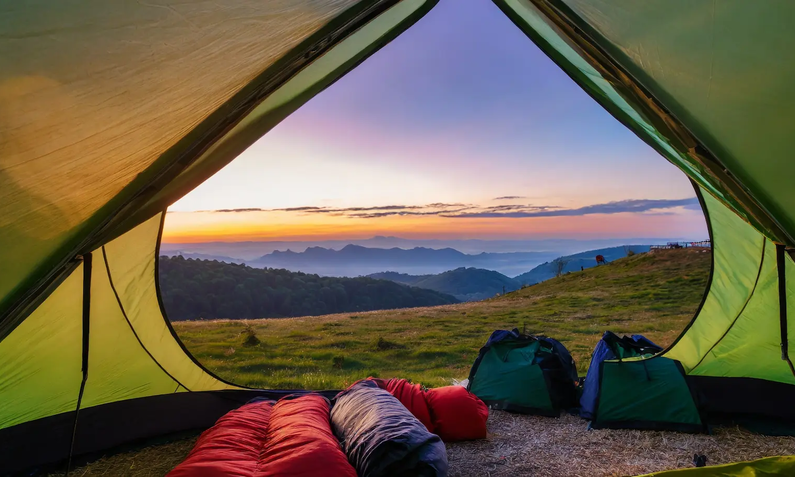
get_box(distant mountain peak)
[247,244,559,279]
[368,266,520,302]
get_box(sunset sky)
[164,0,707,244]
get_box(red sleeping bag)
[256,394,356,477]
[382,378,435,433]
[168,400,273,477]
[426,386,489,441]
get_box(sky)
[164,0,707,244]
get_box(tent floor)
[46,411,795,476]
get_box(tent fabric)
[580,332,662,420]
[467,329,578,416]
[425,386,489,442]
[330,380,448,477]
[168,400,274,477]
[257,394,357,477]
[633,456,795,477]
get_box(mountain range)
[244,245,557,277]
[160,235,685,260]
[162,240,658,300]
[367,245,650,301]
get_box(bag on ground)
[331,380,448,477]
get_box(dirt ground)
[447,411,795,477]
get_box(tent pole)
[66,252,92,475]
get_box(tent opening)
[157,0,710,392]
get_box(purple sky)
[166,0,707,242]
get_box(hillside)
[245,244,554,277]
[514,245,651,285]
[159,256,459,321]
[369,267,520,301]
[172,247,711,389]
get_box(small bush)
[240,322,260,347]
[332,355,345,369]
[375,336,405,350]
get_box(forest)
[159,256,459,321]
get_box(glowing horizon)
[163,202,707,243]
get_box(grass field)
[173,248,711,389]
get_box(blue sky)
[166,0,706,243]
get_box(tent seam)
[101,246,191,392]
[659,183,716,354]
[153,213,249,390]
[690,239,767,373]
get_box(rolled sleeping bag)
[168,400,274,477]
[257,394,356,477]
[426,386,488,442]
[382,378,435,432]
[331,380,448,477]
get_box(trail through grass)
[173,248,710,389]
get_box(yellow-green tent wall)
[2,0,795,473]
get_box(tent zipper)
[66,252,92,475]
[776,244,795,377]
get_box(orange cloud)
[162,209,706,243]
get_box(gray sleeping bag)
[331,380,448,477]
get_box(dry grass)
[61,410,795,477]
[447,412,795,477]
[48,437,197,477]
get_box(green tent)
[467,330,578,416]
[1,0,795,473]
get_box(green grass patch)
[172,248,711,385]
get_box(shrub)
[240,322,260,347]
[375,336,405,350]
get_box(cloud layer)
[187,197,700,219]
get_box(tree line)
[159,256,459,321]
